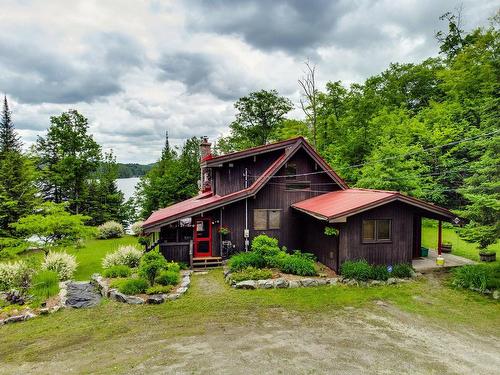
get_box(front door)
[194,218,212,257]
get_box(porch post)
[437,220,442,256]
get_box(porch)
[412,249,476,273]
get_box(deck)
[412,249,476,273]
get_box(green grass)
[422,223,499,264]
[13,236,140,281]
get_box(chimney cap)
[201,136,210,144]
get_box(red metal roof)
[292,188,455,221]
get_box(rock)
[288,280,300,288]
[493,290,499,300]
[91,274,109,297]
[257,279,274,289]
[50,306,60,313]
[3,312,36,324]
[177,287,188,295]
[410,269,417,278]
[39,308,50,315]
[274,278,288,288]
[235,280,257,289]
[146,295,165,304]
[165,293,180,301]
[316,279,328,286]
[387,278,397,285]
[326,278,338,285]
[109,289,144,304]
[300,278,319,287]
[180,279,190,288]
[346,279,359,287]
[65,282,101,308]
[370,280,383,286]
[223,269,231,277]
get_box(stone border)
[91,270,192,305]
[224,268,421,289]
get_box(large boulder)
[274,279,289,288]
[65,282,101,308]
[109,289,144,304]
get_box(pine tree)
[0,96,21,154]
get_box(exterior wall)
[300,216,339,271]
[338,201,416,267]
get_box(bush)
[103,265,131,278]
[102,245,143,269]
[156,270,180,286]
[228,251,266,272]
[111,278,148,295]
[165,261,181,273]
[41,252,77,281]
[251,235,280,257]
[30,270,60,300]
[370,265,390,281]
[0,238,29,259]
[0,260,36,291]
[340,260,372,281]
[178,262,189,270]
[97,221,124,239]
[131,221,144,236]
[452,265,492,292]
[146,285,174,295]
[231,267,273,282]
[391,263,413,278]
[138,249,168,285]
[273,253,317,276]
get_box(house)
[142,136,456,271]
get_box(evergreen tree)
[0,96,21,154]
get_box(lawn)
[422,222,500,264]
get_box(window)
[285,181,311,191]
[284,163,297,179]
[362,219,392,243]
[253,209,281,230]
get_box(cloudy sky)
[0,0,496,163]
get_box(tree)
[298,61,319,147]
[218,90,293,152]
[35,110,101,214]
[0,96,21,154]
[11,202,96,255]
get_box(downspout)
[244,168,249,252]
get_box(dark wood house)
[142,137,456,271]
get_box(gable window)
[285,181,311,191]
[284,162,297,179]
[362,219,392,243]
[253,209,281,230]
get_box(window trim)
[253,209,282,230]
[361,219,392,244]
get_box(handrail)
[145,238,161,252]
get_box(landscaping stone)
[326,278,338,285]
[274,278,288,288]
[316,279,328,286]
[146,295,165,304]
[370,280,383,286]
[91,274,109,297]
[288,280,300,288]
[235,280,257,289]
[165,293,180,301]
[493,290,499,300]
[109,289,144,304]
[180,279,190,288]
[346,279,359,287]
[387,278,397,285]
[177,287,188,294]
[300,279,319,287]
[65,282,101,308]
[39,308,50,315]
[257,279,273,289]
[2,312,36,325]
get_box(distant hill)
[117,163,155,178]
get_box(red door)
[194,218,212,257]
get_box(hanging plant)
[324,226,339,237]
[218,226,231,236]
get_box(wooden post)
[437,220,442,256]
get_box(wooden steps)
[192,256,223,269]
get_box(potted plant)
[218,226,231,238]
[441,242,452,253]
[479,249,496,262]
[324,226,339,237]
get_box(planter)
[420,246,429,257]
[480,252,496,262]
[441,244,452,253]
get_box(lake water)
[116,177,140,201]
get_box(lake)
[116,177,140,201]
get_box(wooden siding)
[300,215,339,270]
[159,242,190,263]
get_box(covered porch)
[413,249,476,273]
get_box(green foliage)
[146,285,173,295]
[251,235,281,257]
[138,249,168,285]
[30,271,60,300]
[217,89,293,152]
[228,251,266,272]
[0,259,37,291]
[103,265,132,278]
[41,251,77,281]
[111,278,148,295]
[271,252,317,276]
[0,237,29,259]
[11,202,95,255]
[97,221,125,239]
[155,270,180,286]
[102,245,143,269]
[340,260,373,281]
[452,265,492,292]
[370,265,390,281]
[391,264,414,278]
[324,227,339,237]
[230,267,273,282]
[131,221,144,236]
[117,163,154,178]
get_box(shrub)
[370,265,390,281]
[138,249,168,285]
[0,260,36,291]
[275,253,317,276]
[156,270,180,286]
[30,270,60,300]
[228,251,266,272]
[41,252,77,281]
[103,265,131,278]
[102,245,143,269]
[146,285,174,295]
[111,278,148,295]
[130,221,144,236]
[231,267,273,282]
[97,221,124,239]
[165,261,181,273]
[452,265,492,292]
[340,260,372,281]
[251,235,281,257]
[0,238,29,259]
[391,263,413,278]
[178,262,189,270]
